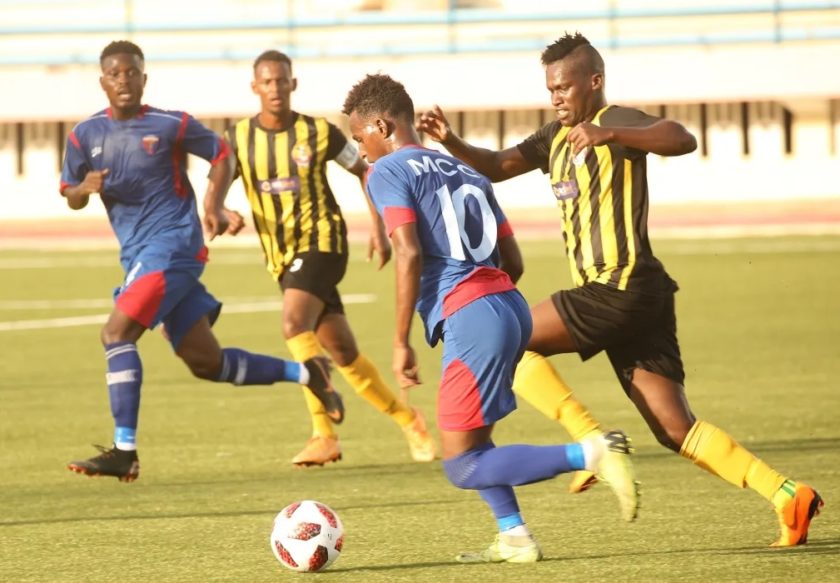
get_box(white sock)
[581,436,604,472]
[298,363,310,385]
[501,525,531,539]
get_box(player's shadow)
[0,498,461,528]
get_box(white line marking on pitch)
[0,294,377,332]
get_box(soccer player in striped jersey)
[417,32,822,546]
[60,41,343,482]
[224,51,436,466]
[343,73,639,563]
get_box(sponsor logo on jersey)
[289,257,304,272]
[142,135,160,155]
[291,142,312,166]
[91,146,102,159]
[552,180,579,200]
[259,177,301,194]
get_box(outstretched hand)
[416,105,452,143]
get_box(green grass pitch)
[1,236,838,582]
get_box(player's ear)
[591,72,604,92]
[376,118,392,139]
[291,77,298,92]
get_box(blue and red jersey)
[366,145,515,346]
[60,105,230,268]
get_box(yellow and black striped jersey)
[226,113,350,280]
[518,105,675,293]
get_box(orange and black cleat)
[67,444,140,483]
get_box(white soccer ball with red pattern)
[270,500,344,572]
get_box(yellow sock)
[337,353,415,427]
[512,351,602,441]
[679,420,787,502]
[287,331,336,439]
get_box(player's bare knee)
[283,319,311,340]
[100,325,127,346]
[179,351,220,380]
[327,345,358,368]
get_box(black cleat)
[67,444,140,482]
[303,356,345,424]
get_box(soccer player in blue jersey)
[342,74,640,563]
[59,40,343,482]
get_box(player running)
[342,73,639,563]
[60,41,343,482]
[224,50,436,467]
[416,31,823,546]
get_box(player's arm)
[568,118,697,157]
[61,169,110,210]
[332,124,392,267]
[202,146,235,240]
[390,222,423,389]
[417,105,537,182]
[497,234,524,284]
[350,157,392,269]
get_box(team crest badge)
[291,141,312,166]
[142,135,160,155]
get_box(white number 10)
[435,183,497,262]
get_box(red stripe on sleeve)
[59,181,76,195]
[209,137,230,166]
[172,113,189,198]
[68,131,81,150]
[497,219,514,239]
[383,207,416,235]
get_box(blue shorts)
[114,247,221,350]
[437,290,532,431]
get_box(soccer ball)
[270,500,344,572]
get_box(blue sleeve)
[60,130,89,192]
[367,162,417,235]
[181,114,227,163]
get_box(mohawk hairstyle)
[342,74,415,123]
[541,32,594,65]
[100,40,144,63]
[253,49,292,72]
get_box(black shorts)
[279,251,347,315]
[551,282,685,392]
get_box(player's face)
[252,61,296,116]
[99,54,146,117]
[545,60,602,127]
[348,111,392,163]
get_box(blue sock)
[217,347,302,386]
[105,342,142,450]
[479,487,524,532]
[443,441,585,489]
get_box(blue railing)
[0,1,838,65]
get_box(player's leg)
[316,311,436,463]
[281,286,343,466]
[611,291,822,546]
[441,292,638,563]
[67,269,153,481]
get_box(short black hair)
[100,40,144,63]
[253,50,292,72]
[342,74,414,122]
[541,32,603,74]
